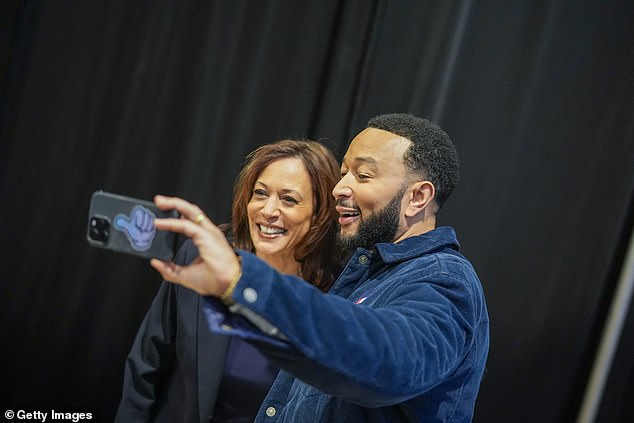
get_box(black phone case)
[86,191,179,260]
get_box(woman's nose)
[261,197,280,217]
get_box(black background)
[1,1,633,422]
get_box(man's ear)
[404,181,435,218]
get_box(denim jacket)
[203,226,489,422]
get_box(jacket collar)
[373,226,460,264]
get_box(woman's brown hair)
[231,139,340,291]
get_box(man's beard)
[337,188,405,252]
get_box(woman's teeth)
[259,225,285,235]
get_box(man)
[152,113,490,422]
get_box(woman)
[115,140,340,422]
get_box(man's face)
[333,127,411,250]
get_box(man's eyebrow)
[353,156,378,165]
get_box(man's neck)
[393,216,436,243]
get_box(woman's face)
[247,157,314,263]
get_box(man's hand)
[149,195,241,297]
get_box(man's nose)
[332,174,353,198]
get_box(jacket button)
[358,255,369,264]
[265,406,276,417]
[243,287,258,303]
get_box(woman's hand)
[150,195,241,297]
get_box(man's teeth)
[259,225,285,235]
[341,211,360,217]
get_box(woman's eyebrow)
[255,182,304,199]
[280,188,303,199]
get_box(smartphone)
[86,191,179,260]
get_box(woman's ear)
[404,181,435,218]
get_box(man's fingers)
[150,258,212,296]
[154,195,213,226]
[150,259,197,292]
[151,195,234,297]
[150,259,182,283]
[155,216,225,248]
[154,217,204,239]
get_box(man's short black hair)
[368,113,460,210]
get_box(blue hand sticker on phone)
[114,205,157,252]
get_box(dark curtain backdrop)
[1,1,633,422]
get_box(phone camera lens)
[89,217,110,242]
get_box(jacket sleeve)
[114,241,196,422]
[204,249,482,407]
